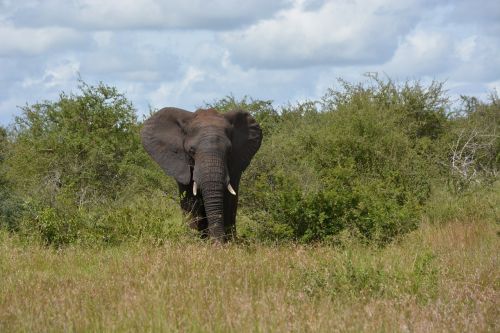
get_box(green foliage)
[9,81,154,203]
[0,127,24,230]
[0,77,498,246]
[322,75,449,140]
[17,192,188,247]
[238,77,447,245]
[2,81,178,245]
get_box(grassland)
[1,217,498,332]
[1,75,499,332]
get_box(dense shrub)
[0,127,23,230]
[17,192,188,247]
[0,77,497,246]
[8,81,163,203]
[2,81,179,245]
[237,77,450,244]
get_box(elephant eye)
[188,146,196,155]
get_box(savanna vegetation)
[0,75,498,331]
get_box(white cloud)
[0,97,20,124]
[222,0,425,68]
[0,24,81,56]
[452,35,500,82]
[8,0,291,30]
[149,66,206,107]
[75,31,183,82]
[486,81,500,95]
[382,29,455,77]
[451,0,500,26]
[381,27,500,83]
[92,31,113,47]
[22,59,80,88]
[455,36,476,62]
[0,0,499,126]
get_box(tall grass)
[1,217,498,332]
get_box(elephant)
[141,107,262,242]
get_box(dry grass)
[0,219,498,332]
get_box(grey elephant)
[141,107,262,242]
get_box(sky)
[1,0,499,124]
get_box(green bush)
[8,81,162,204]
[1,77,497,246]
[0,127,24,230]
[2,81,178,245]
[236,77,448,244]
[17,192,188,247]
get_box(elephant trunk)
[197,152,226,242]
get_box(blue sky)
[1,0,499,124]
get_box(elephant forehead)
[191,111,229,128]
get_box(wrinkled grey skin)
[141,107,262,242]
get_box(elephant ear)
[224,110,263,178]
[141,107,194,185]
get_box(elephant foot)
[224,225,237,241]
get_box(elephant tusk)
[227,183,236,196]
[193,182,197,196]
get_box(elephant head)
[141,107,262,242]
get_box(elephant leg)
[178,182,207,237]
[224,190,239,240]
